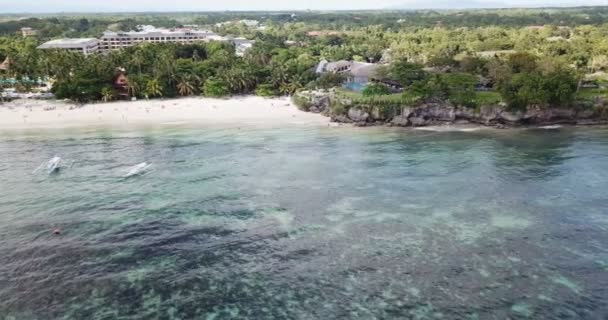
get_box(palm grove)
[1,8,608,110]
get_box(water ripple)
[1,126,608,319]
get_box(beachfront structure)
[98,28,255,55]
[193,34,254,56]
[99,28,217,51]
[316,60,380,83]
[35,27,255,57]
[21,27,37,37]
[113,73,130,99]
[239,20,260,27]
[37,38,99,55]
[216,20,260,28]
[316,59,402,91]
[231,37,255,56]
[0,77,52,98]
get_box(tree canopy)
[0,8,604,108]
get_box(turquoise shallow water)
[1,125,608,319]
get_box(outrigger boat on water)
[124,162,153,178]
[33,156,74,175]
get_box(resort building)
[316,59,402,91]
[35,27,255,57]
[113,72,130,99]
[37,38,100,55]
[322,60,355,73]
[194,34,255,56]
[239,20,260,27]
[316,59,387,89]
[99,28,217,51]
[231,37,255,56]
[21,27,37,37]
[216,20,260,28]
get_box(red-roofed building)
[113,73,130,99]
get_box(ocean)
[1,125,607,319]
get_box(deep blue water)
[0,125,607,319]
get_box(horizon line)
[1,5,607,15]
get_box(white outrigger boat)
[124,162,152,178]
[33,156,74,175]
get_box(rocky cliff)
[293,90,608,127]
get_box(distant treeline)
[2,7,608,39]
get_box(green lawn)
[576,88,608,102]
[335,88,405,103]
[337,88,504,106]
[474,91,503,105]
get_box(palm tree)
[130,50,147,75]
[572,54,589,93]
[127,80,140,98]
[270,64,289,89]
[279,79,303,95]
[153,52,177,85]
[176,74,196,96]
[145,79,163,99]
[192,49,202,62]
[101,87,116,102]
[224,68,256,94]
[224,70,241,93]
[287,73,308,94]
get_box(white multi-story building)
[99,28,217,51]
[37,38,99,55]
[21,27,37,37]
[216,20,260,28]
[240,20,260,27]
[198,34,255,56]
[231,37,255,57]
[36,27,256,56]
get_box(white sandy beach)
[0,96,330,130]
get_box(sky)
[0,0,606,13]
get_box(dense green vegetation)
[1,8,608,108]
[362,83,391,96]
[3,7,608,38]
[0,38,320,102]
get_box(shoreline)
[0,96,330,130]
[1,96,605,133]
[294,90,608,129]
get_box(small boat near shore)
[124,162,152,178]
[537,125,563,130]
[33,156,73,175]
[414,126,482,132]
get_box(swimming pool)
[342,81,368,92]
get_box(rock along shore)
[293,90,608,128]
